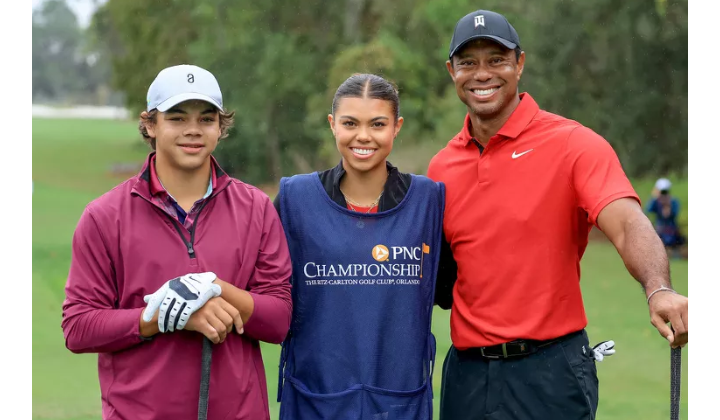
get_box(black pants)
[440,330,599,420]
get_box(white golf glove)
[142,272,221,333]
[591,340,616,362]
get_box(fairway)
[32,118,688,420]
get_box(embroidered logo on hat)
[145,64,223,112]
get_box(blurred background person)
[646,178,685,259]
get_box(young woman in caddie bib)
[273,73,446,420]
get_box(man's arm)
[568,126,688,348]
[217,195,292,344]
[596,198,688,348]
[434,232,457,310]
[61,208,146,353]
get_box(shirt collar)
[149,154,216,199]
[458,92,540,144]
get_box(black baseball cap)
[448,10,521,59]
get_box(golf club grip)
[198,337,213,420]
[670,346,681,420]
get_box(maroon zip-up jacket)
[61,153,292,420]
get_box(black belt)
[460,330,583,360]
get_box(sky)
[31,0,105,28]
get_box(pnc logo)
[372,245,390,262]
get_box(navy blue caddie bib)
[277,172,445,420]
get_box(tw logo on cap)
[474,15,485,28]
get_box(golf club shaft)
[198,337,213,420]
[670,346,681,420]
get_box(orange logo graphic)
[372,245,390,262]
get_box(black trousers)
[440,330,599,420]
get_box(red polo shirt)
[427,93,639,349]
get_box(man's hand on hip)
[142,272,222,333]
[648,290,688,348]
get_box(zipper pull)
[187,246,195,258]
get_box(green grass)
[32,119,150,420]
[32,118,688,419]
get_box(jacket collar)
[132,152,230,200]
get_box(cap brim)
[449,35,518,59]
[154,93,223,112]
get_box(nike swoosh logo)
[512,149,534,159]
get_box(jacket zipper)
[134,180,232,259]
[166,198,209,259]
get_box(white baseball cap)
[655,178,672,191]
[146,64,223,112]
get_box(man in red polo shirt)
[427,10,689,420]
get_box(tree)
[92,0,688,182]
[33,0,85,102]
[33,0,115,105]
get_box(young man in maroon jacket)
[61,64,293,420]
